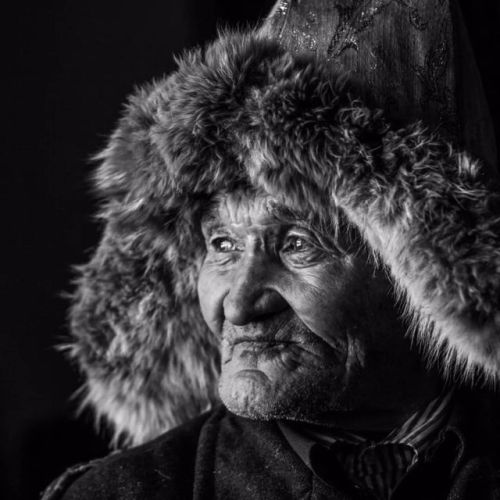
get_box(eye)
[210,237,237,253]
[282,234,310,253]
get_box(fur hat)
[68,2,500,447]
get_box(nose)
[223,254,288,325]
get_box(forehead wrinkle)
[213,190,290,229]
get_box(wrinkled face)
[198,190,436,425]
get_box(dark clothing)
[45,403,500,500]
[277,389,454,499]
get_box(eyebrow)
[200,203,228,236]
[201,220,227,236]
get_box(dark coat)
[44,397,500,500]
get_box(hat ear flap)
[69,230,219,448]
[67,101,220,448]
[336,124,500,382]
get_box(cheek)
[283,259,380,346]
[197,264,229,335]
[283,264,352,337]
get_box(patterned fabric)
[280,390,454,499]
[326,441,416,499]
[262,0,498,169]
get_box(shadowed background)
[3,1,499,499]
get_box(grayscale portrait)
[40,1,500,499]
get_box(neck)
[286,373,444,435]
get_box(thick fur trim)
[70,31,500,446]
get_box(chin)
[218,369,275,419]
[218,368,343,421]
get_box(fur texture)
[70,31,500,446]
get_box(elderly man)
[44,1,500,499]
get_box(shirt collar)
[278,389,455,470]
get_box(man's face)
[198,190,435,425]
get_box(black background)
[3,1,499,499]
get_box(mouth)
[220,311,345,374]
[232,338,296,361]
[233,336,295,346]
[223,309,304,346]
[230,338,301,365]
[221,311,315,368]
